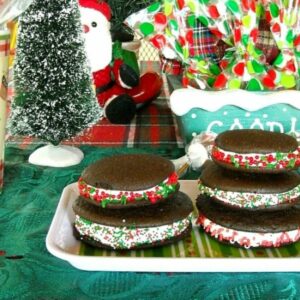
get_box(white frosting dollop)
[170,89,300,116]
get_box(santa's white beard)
[85,29,112,72]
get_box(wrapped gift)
[128,0,300,145]
[127,0,299,90]
[0,29,10,192]
[158,19,224,75]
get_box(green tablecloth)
[1,145,300,299]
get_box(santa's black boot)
[113,59,139,89]
[104,94,136,124]
[119,64,139,88]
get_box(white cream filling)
[198,215,300,248]
[75,214,192,249]
[93,177,168,195]
[199,183,300,208]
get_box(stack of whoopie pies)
[196,129,300,248]
[73,154,193,250]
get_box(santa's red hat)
[79,0,111,21]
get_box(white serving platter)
[46,181,300,272]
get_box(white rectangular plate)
[46,181,300,272]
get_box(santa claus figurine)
[79,0,163,124]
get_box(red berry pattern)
[212,145,300,170]
[78,172,178,207]
[197,215,300,248]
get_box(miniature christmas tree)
[8,0,102,167]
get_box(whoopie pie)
[211,129,300,173]
[78,154,179,208]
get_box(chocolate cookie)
[78,154,179,208]
[211,129,300,173]
[199,161,300,209]
[196,195,300,248]
[73,192,194,250]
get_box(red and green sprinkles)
[197,214,300,248]
[198,181,300,208]
[78,172,178,207]
[212,145,300,170]
[75,213,192,250]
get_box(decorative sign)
[179,105,300,144]
[170,89,300,145]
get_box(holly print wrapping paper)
[126,0,300,91]
[262,0,300,89]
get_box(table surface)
[1,145,300,299]
[2,64,300,299]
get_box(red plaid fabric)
[7,93,183,148]
[7,67,14,102]
[188,19,218,61]
[159,19,219,75]
[256,19,280,65]
[6,62,184,148]
[160,18,279,82]
[0,37,10,56]
[159,54,183,75]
